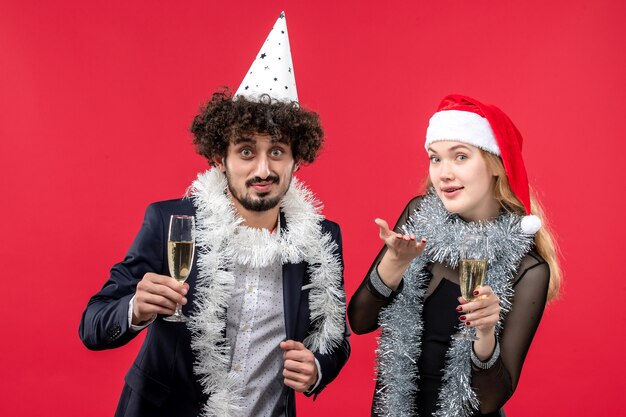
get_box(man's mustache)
[246,175,280,187]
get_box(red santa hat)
[425,94,541,234]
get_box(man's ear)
[294,162,301,172]
[214,155,226,172]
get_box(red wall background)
[1,1,624,416]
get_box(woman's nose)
[439,160,454,180]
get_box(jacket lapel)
[280,211,305,341]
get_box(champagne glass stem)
[174,303,183,318]
[463,322,476,340]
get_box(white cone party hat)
[234,11,298,102]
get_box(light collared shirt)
[226,258,286,417]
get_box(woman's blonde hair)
[481,151,561,302]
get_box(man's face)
[215,133,296,213]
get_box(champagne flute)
[454,234,489,341]
[163,215,195,323]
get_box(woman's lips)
[441,186,463,198]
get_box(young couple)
[79,12,560,417]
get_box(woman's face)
[427,141,500,222]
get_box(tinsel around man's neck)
[183,169,346,417]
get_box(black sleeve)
[347,196,422,335]
[78,203,166,350]
[471,252,550,414]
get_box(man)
[79,12,349,417]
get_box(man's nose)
[252,155,271,178]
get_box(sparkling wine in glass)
[163,215,195,323]
[460,259,487,302]
[454,234,489,341]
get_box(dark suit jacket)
[79,198,350,417]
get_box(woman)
[348,94,561,417]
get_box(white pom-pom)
[520,215,542,235]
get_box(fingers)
[393,237,426,256]
[132,297,175,323]
[283,358,315,375]
[142,273,188,298]
[375,218,427,242]
[283,366,316,392]
[133,273,188,323]
[280,340,306,351]
[280,340,317,392]
[398,233,417,242]
[374,218,392,238]
[375,218,417,241]
[386,235,427,260]
[456,285,495,308]
[143,272,189,293]
[473,285,494,298]
[456,285,500,330]
[459,303,500,327]
[280,340,311,362]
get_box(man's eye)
[240,149,253,157]
[271,149,283,157]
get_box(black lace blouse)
[348,196,550,416]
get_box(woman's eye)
[429,156,439,163]
[271,149,283,157]
[456,154,467,161]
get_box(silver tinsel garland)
[375,191,535,417]
[187,169,345,416]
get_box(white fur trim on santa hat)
[520,214,542,235]
[425,110,500,155]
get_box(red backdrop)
[1,1,624,416]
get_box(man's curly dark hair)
[190,89,324,166]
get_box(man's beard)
[226,173,290,212]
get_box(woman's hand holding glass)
[457,285,501,361]
[457,285,500,336]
